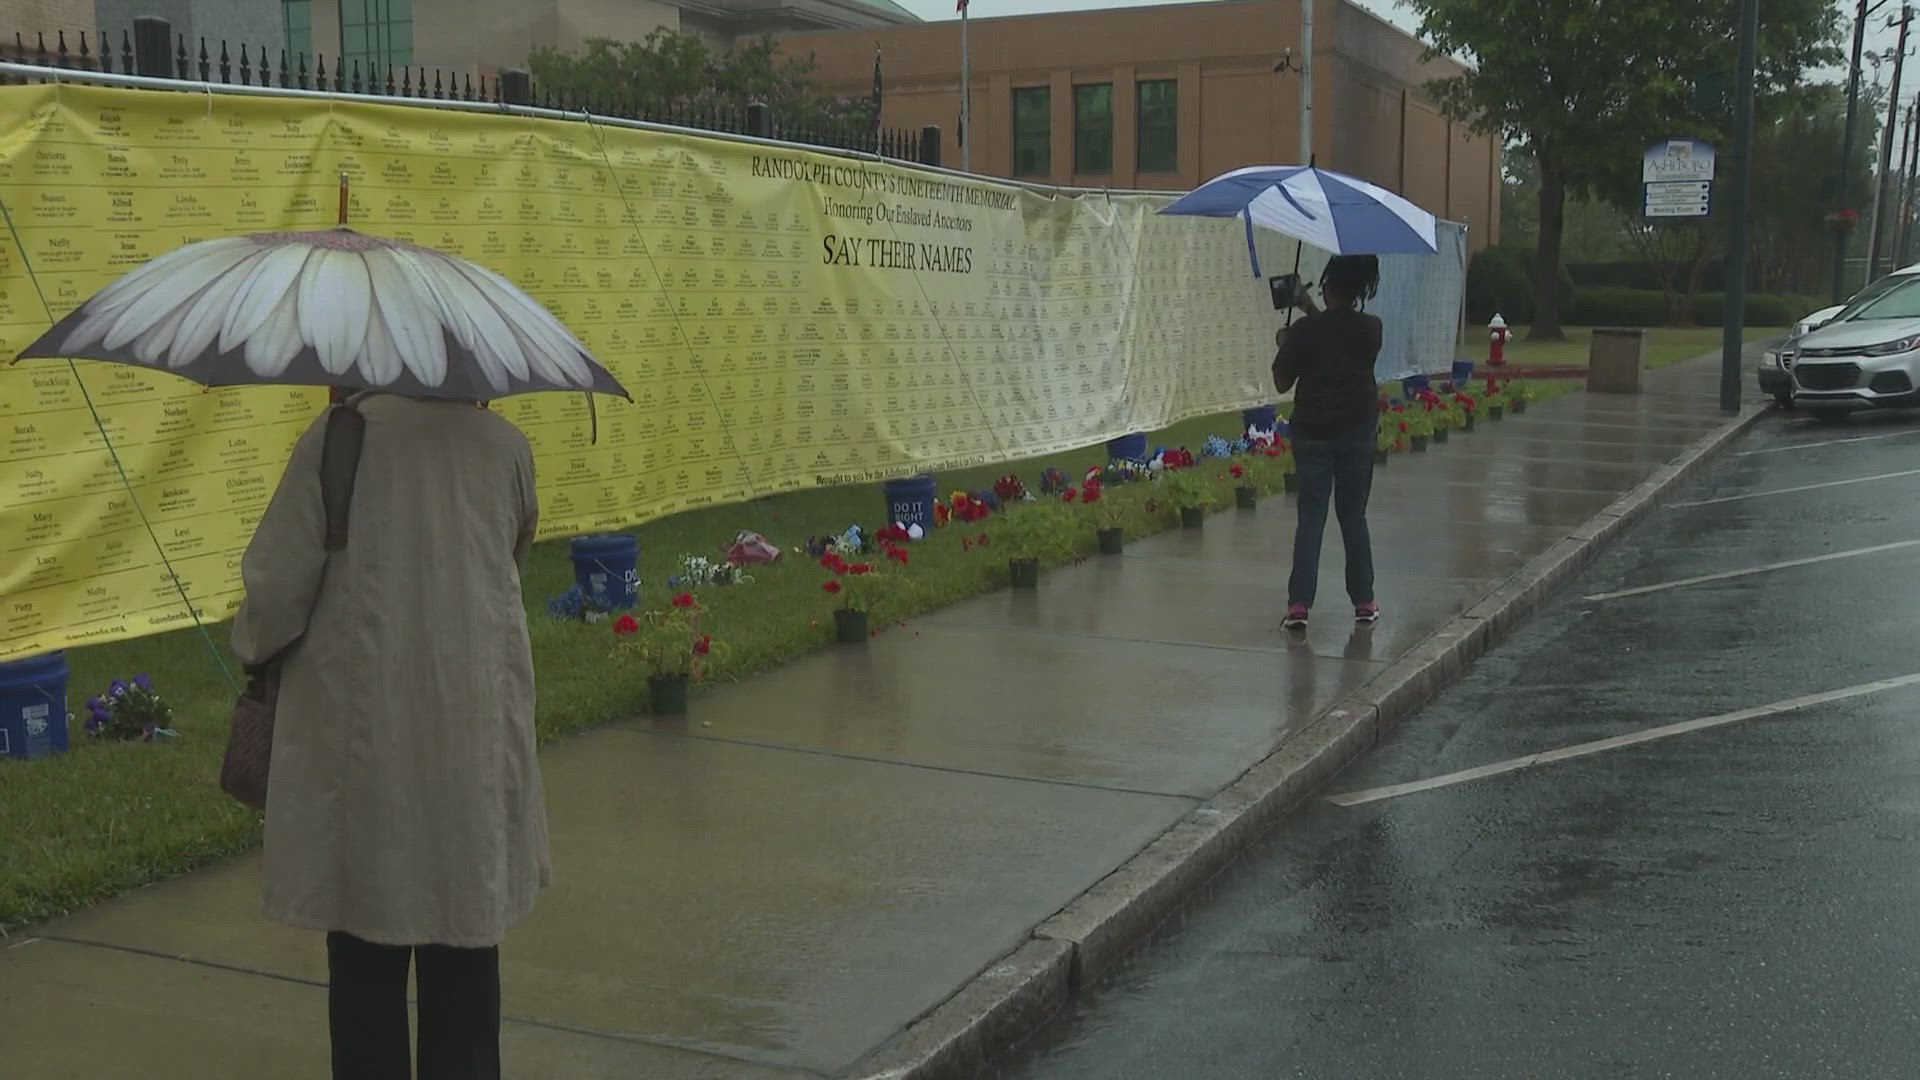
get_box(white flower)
[47,229,613,396]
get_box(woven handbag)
[218,402,365,811]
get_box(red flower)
[977,533,991,547]
[886,545,910,565]
[821,552,849,573]
[1398,421,1409,434]
[692,635,712,656]
[878,524,911,544]
[962,537,974,551]
[849,563,873,575]
[1082,484,1103,505]
[934,502,951,526]
[1062,487,1078,503]
[671,592,696,609]
[823,580,843,596]
[612,614,641,636]
[1230,464,1245,478]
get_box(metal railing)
[0,20,940,165]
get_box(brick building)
[783,0,1499,250]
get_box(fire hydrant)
[1488,313,1510,367]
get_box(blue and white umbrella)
[1159,164,1438,276]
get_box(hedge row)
[1467,248,1809,328]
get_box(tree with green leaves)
[527,30,870,129]
[1402,0,1841,339]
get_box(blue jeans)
[1288,425,1376,608]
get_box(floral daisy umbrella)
[13,180,628,403]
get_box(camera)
[1268,273,1305,310]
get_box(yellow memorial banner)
[0,83,1285,662]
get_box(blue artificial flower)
[1203,436,1232,458]
[133,674,153,693]
[666,576,683,589]
[108,679,129,698]
[546,584,588,621]
[975,489,1000,510]
[1231,438,1252,454]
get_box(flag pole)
[960,0,971,172]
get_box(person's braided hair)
[1321,254,1380,305]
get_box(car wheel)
[1808,407,1851,422]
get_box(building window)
[1137,79,1177,173]
[1012,87,1051,178]
[1074,83,1113,175]
[340,0,414,76]
[283,0,313,60]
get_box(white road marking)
[1582,540,1920,601]
[1737,428,1920,456]
[1671,467,1920,508]
[1326,672,1920,807]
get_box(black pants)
[1288,425,1377,608]
[327,931,501,1080]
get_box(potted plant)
[1375,419,1396,466]
[1485,378,1507,420]
[1504,378,1533,414]
[989,503,1079,587]
[1160,469,1214,528]
[612,593,719,716]
[1230,462,1258,509]
[83,675,179,742]
[1078,474,1129,554]
[1454,389,1479,430]
[820,546,903,641]
[1404,407,1434,452]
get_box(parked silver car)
[1784,276,1920,419]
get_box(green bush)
[1564,287,1804,328]
[1465,246,1533,323]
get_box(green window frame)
[1136,79,1177,173]
[1012,87,1051,178]
[283,0,313,61]
[1073,83,1113,176]
[340,0,415,77]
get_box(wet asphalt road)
[991,407,1920,1080]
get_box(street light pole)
[1834,0,1874,302]
[1721,0,1759,416]
[1868,6,1914,285]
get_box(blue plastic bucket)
[1106,433,1149,461]
[0,652,70,761]
[569,534,641,611]
[1401,374,1432,397]
[1241,405,1279,432]
[882,474,939,531]
[1451,359,1476,384]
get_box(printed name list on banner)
[0,83,1445,662]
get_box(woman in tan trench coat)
[232,392,550,1080]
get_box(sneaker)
[1354,601,1381,624]
[1282,604,1310,630]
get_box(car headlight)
[1763,350,1782,368]
[1862,335,1920,356]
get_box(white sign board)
[1642,139,1715,219]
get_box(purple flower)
[133,674,153,693]
[108,679,128,698]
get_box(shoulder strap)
[319,403,366,553]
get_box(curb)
[845,399,1769,1080]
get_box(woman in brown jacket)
[232,393,549,1080]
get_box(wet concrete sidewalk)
[1,355,1747,1079]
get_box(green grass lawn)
[2,410,1266,933]
[1502,326,1784,371]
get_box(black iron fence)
[0,20,940,165]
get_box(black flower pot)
[1411,435,1429,452]
[1234,486,1258,510]
[1097,527,1125,555]
[1009,558,1041,589]
[834,608,869,643]
[1511,399,1527,414]
[1179,506,1206,529]
[1464,415,1477,431]
[648,674,690,716]
[1489,404,1505,421]
[1432,428,1450,444]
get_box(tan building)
[783,0,1499,250]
